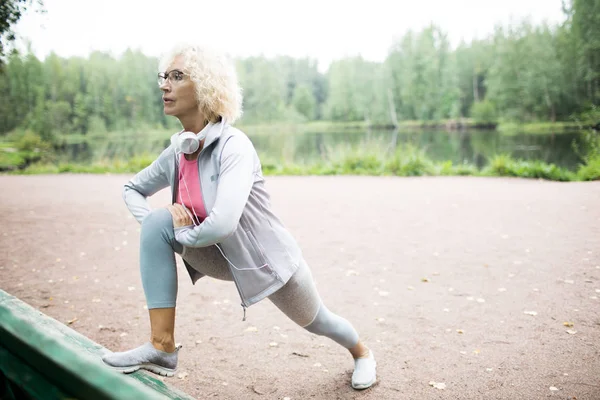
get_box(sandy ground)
[1,174,599,400]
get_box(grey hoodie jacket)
[122,120,302,314]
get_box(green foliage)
[385,145,435,176]
[292,83,316,120]
[470,100,497,125]
[1,0,598,138]
[15,145,588,182]
[576,156,600,180]
[485,154,574,181]
[0,1,44,62]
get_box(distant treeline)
[0,0,598,141]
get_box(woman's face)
[159,55,198,118]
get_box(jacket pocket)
[245,230,269,268]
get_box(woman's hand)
[166,204,194,228]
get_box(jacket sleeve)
[123,148,172,224]
[174,135,255,247]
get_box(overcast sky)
[13,0,566,70]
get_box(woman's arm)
[174,135,255,247]
[123,148,172,224]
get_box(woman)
[101,43,377,390]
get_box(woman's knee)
[303,303,359,349]
[140,208,182,253]
[141,208,173,232]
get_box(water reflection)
[60,129,585,171]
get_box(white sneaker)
[351,350,377,389]
[101,342,181,377]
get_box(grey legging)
[139,208,359,349]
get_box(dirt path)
[1,174,599,400]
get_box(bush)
[470,100,498,125]
[577,156,600,181]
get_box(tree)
[0,0,44,65]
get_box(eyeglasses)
[157,69,188,86]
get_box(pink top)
[177,154,207,224]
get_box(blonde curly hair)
[159,43,243,124]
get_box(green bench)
[0,289,195,400]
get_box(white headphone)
[171,122,213,154]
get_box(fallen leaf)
[473,349,480,354]
[456,329,464,334]
[524,311,538,316]
[376,317,385,322]
[407,286,415,290]
[566,330,577,335]
[549,386,559,391]
[177,372,188,380]
[563,322,574,327]
[195,339,202,344]
[429,381,446,390]
[421,277,430,283]
[67,318,78,325]
[269,342,278,347]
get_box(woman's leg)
[267,259,359,348]
[267,259,376,389]
[102,208,183,375]
[140,208,184,352]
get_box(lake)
[62,128,586,171]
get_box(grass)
[2,119,598,181]
[497,121,580,135]
[7,147,597,181]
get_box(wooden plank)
[0,289,195,400]
[0,346,70,399]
